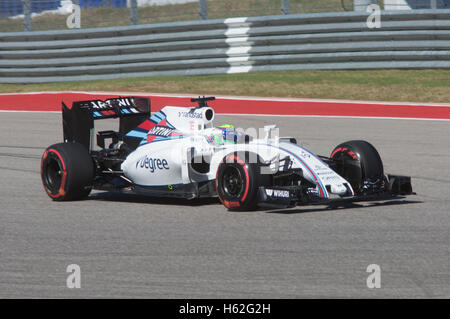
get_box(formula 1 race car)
[40,96,413,211]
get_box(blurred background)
[1,0,449,32]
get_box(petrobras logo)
[136,155,170,173]
[148,126,173,137]
[178,111,203,119]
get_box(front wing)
[257,174,414,208]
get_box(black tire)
[215,152,269,211]
[41,142,94,201]
[330,140,384,194]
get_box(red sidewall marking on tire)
[44,149,67,198]
[331,148,342,158]
[216,154,250,207]
[223,200,241,208]
[225,154,250,203]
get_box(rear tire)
[215,152,269,211]
[330,140,384,194]
[41,142,94,201]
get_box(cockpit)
[206,124,251,146]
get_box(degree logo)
[136,156,169,173]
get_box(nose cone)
[330,183,348,195]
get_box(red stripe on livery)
[138,120,156,131]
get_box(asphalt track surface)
[0,112,449,298]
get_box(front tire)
[41,142,94,201]
[330,140,384,194]
[215,152,269,211]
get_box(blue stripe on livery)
[152,112,164,121]
[126,110,185,147]
[279,146,328,198]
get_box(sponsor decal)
[316,170,341,181]
[299,151,311,158]
[148,125,174,137]
[89,98,132,109]
[178,111,203,119]
[317,171,334,175]
[322,175,341,182]
[265,189,290,198]
[224,200,240,208]
[136,155,170,173]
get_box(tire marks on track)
[0,153,41,160]
[0,166,39,174]
[0,147,42,174]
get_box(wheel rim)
[44,156,63,193]
[222,165,244,198]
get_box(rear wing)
[62,97,150,151]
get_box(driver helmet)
[216,124,239,144]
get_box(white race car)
[40,96,413,211]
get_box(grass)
[0,69,448,103]
[0,0,349,32]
